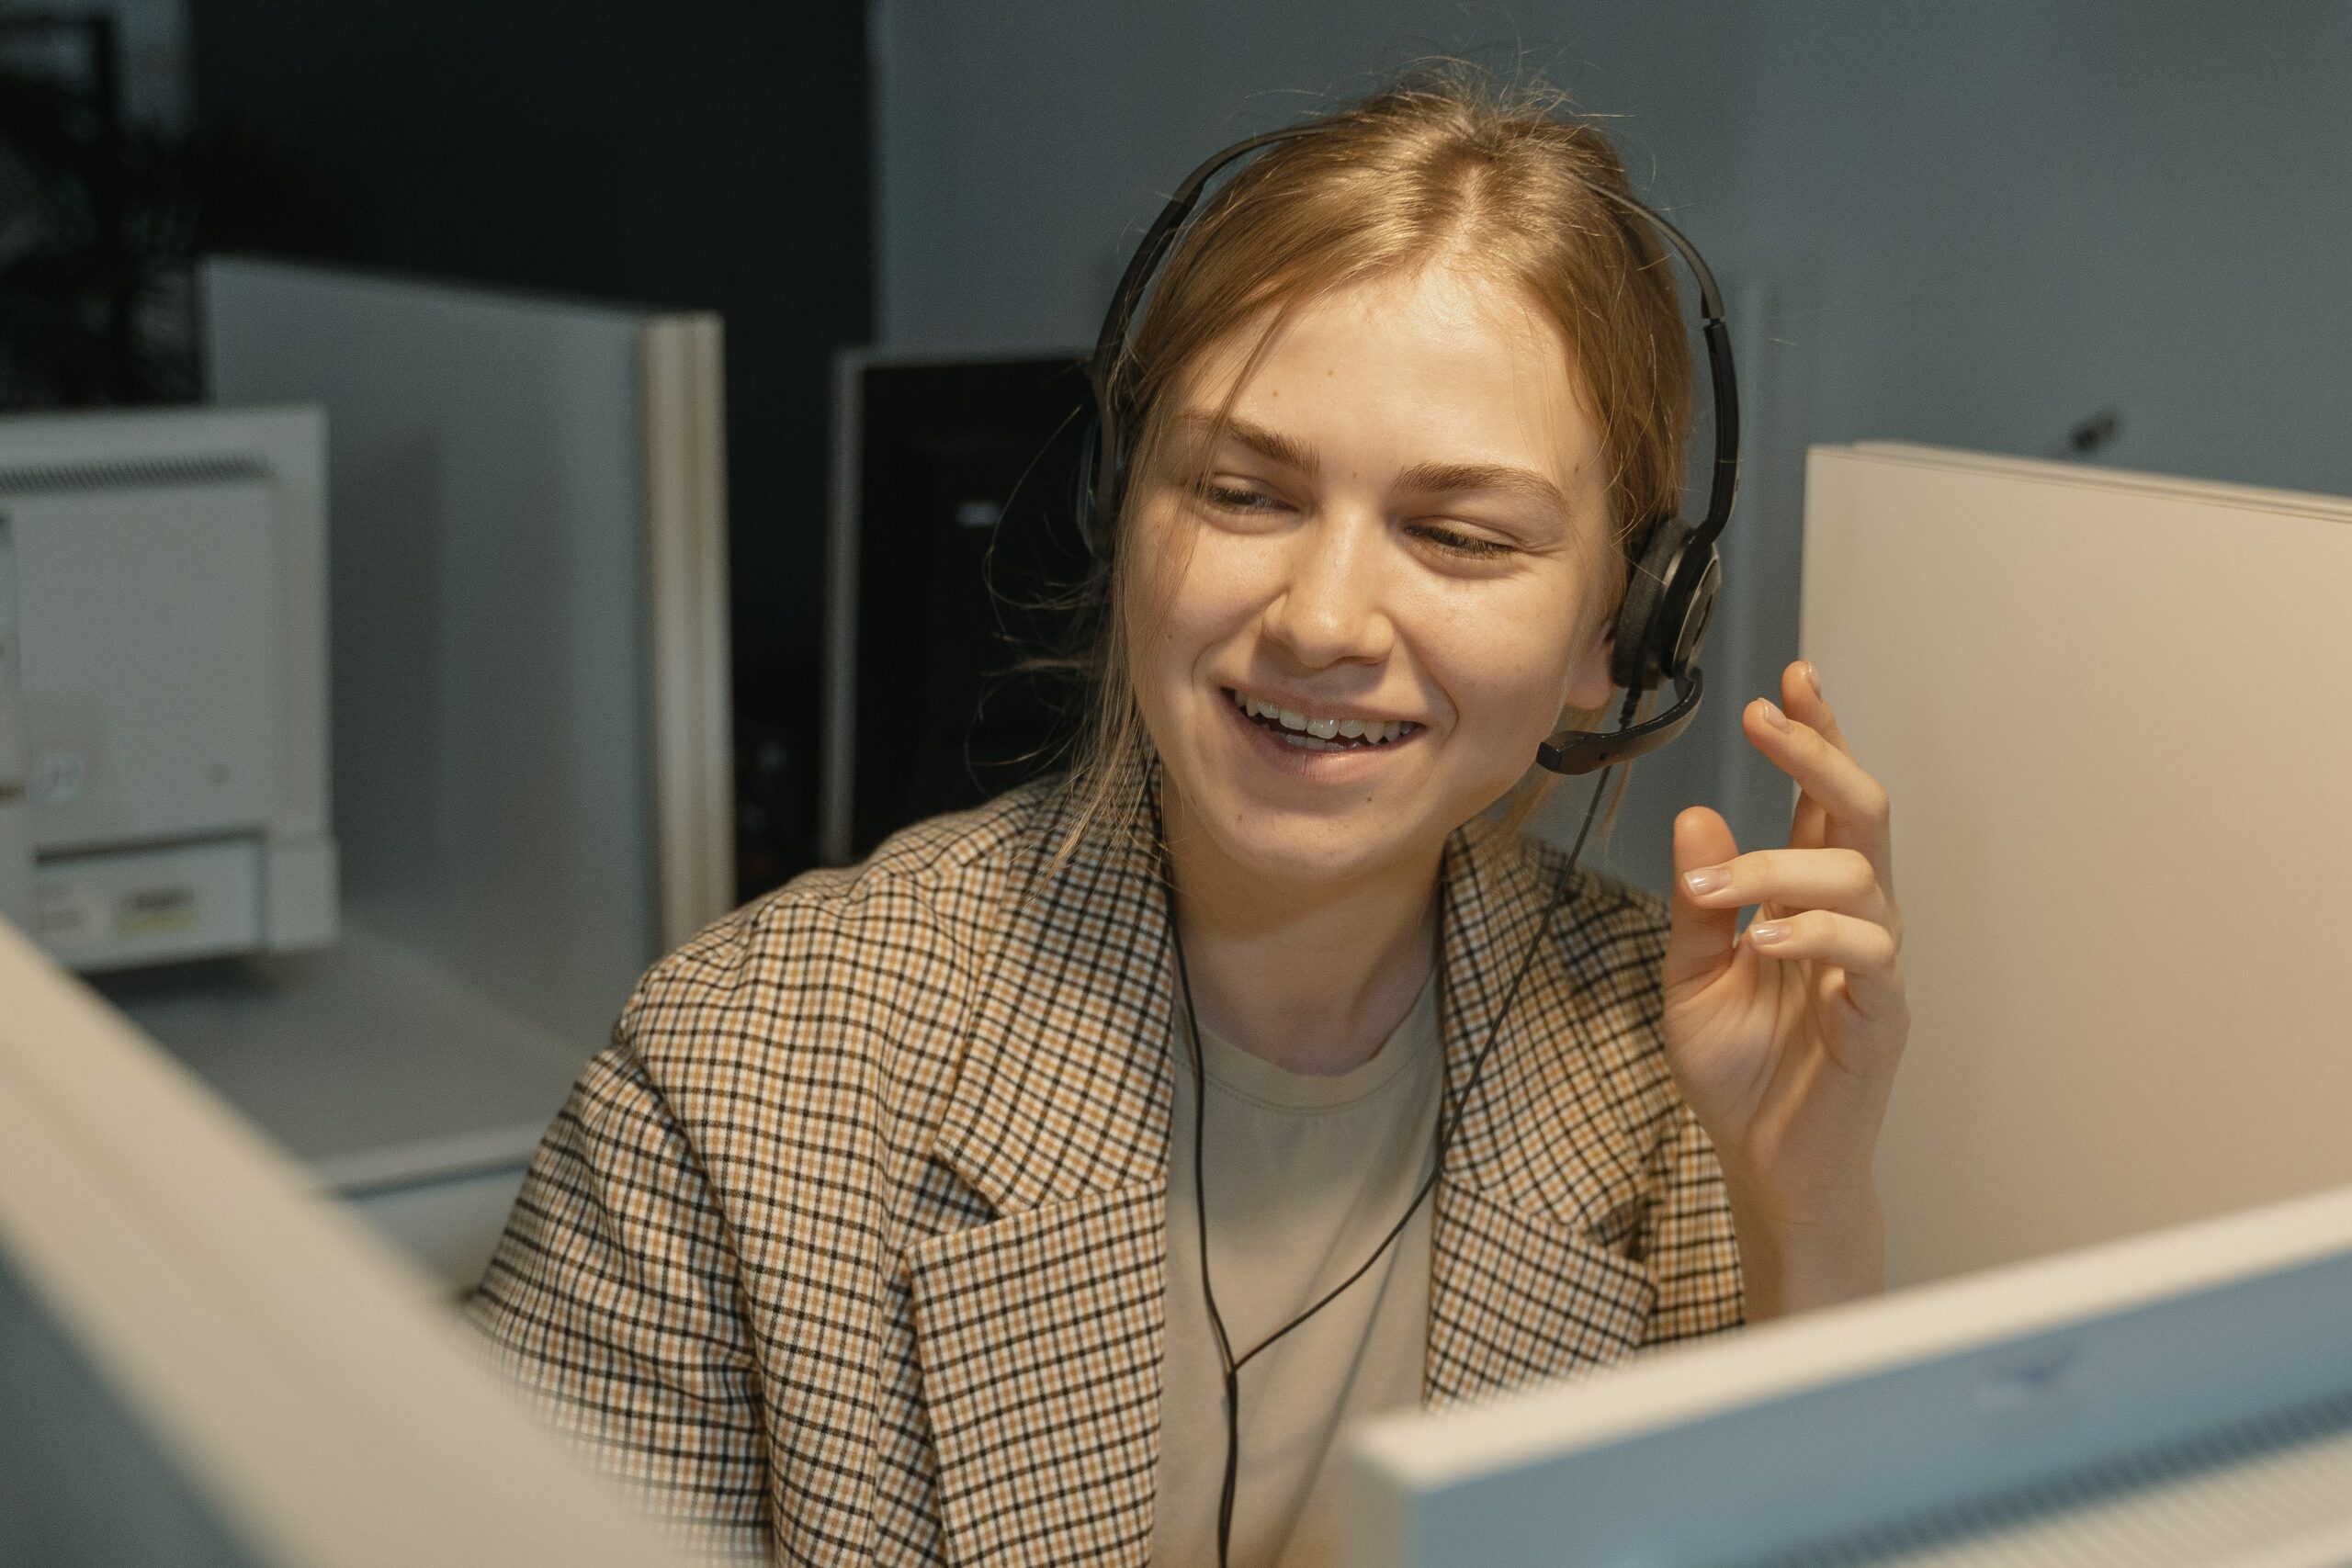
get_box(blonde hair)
[1045,62,1694,869]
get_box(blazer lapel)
[1425,816,1665,1406]
[912,778,1176,1566]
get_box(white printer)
[0,404,336,972]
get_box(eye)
[1411,522,1514,559]
[1195,480,1284,514]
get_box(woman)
[468,69,1908,1568]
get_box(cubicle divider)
[1801,442,2352,1285]
[95,255,739,1292]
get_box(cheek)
[1124,507,1251,705]
[1166,523,1260,629]
[1422,592,1582,740]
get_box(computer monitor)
[1343,1184,2352,1567]
[819,347,1096,866]
[0,913,694,1568]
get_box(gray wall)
[876,0,2352,491]
[872,0,2352,891]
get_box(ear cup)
[1608,515,1724,694]
[1609,516,1688,693]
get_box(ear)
[1564,618,1618,715]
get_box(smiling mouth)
[1224,687,1424,752]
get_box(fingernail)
[1748,919,1788,944]
[1682,865,1729,896]
[1759,699,1791,733]
[1804,661,1821,697]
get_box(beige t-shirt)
[1151,972,1443,1568]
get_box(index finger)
[1748,694,1890,840]
[1782,660,1847,851]
[1786,660,1858,759]
[1758,663,1894,893]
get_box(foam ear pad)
[1610,516,1690,693]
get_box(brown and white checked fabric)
[463,769,1744,1566]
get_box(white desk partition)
[1800,443,2352,1286]
[172,256,734,1291]
[0,915,694,1568]
[203,254,734,1047]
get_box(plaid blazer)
[464,772,1742,1566]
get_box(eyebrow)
[1169,411,1317,474]
[1168,411,1572,521]
[1395,459,1572,522]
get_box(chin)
[1170,760,1465,891]
[1221,810,1413,884]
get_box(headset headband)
[1083,121,1738,560]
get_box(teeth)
[1227,689,1416,747]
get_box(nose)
[1260,507,1395,671]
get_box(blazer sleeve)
[1641,1099,1747,1345]
[463,1027,772,1564]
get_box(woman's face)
[1127,262,1621,887]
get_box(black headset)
[1077,121,1739,775]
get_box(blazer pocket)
[902,1182,1165,1567]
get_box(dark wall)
[187,1,874,897]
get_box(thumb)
[1663,805,1741,990]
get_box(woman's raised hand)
[1659,659,1909,1317]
